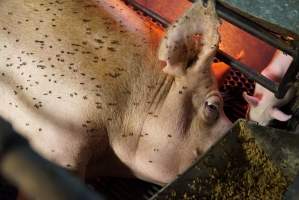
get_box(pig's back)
[0,0,164,168]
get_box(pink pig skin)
[243,50,294,126]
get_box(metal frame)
[124,0,299,99]
[0,118,104,200]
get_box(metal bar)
[196,0,299,98]
[277,44,299,98]
[124,0,279,93]
[125,0,299,99]
[0,117,105,200]
[215,1,296,58]
[214,1,299,98]
[123,0,169,27]
[216,50,279,93]
[189,0,297,57]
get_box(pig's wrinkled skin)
[0,0,232,185]
[243,50,294,126]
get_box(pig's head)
[159,0,232,139]
[242,51,294,126]
[136,0,232,185]
[158,0,234,166]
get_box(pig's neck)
[102,57,171,156]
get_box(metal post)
[0,117,106,200]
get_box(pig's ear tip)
[270,108,292,122]
[285,114,292,121]
[280,114,292,121]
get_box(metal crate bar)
[216,49,279,93]
[123,0,169,27]
[215,1,296,57]
[124,0,299,99]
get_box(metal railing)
[124,0,299,99]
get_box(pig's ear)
[243,92,259,107]
[158,0,219,77]
[269,108,292,122]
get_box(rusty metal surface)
[247,121,299,178]
[284,175,299,200]
[218,0,299,40]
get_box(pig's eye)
[206,101,219,112]
[204,95,221,122]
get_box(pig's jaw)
[130,75,231,185]
[132,78,197,185]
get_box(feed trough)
[150,119,299,199]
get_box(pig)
[243,50,294,126]
[0,0,232,186]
